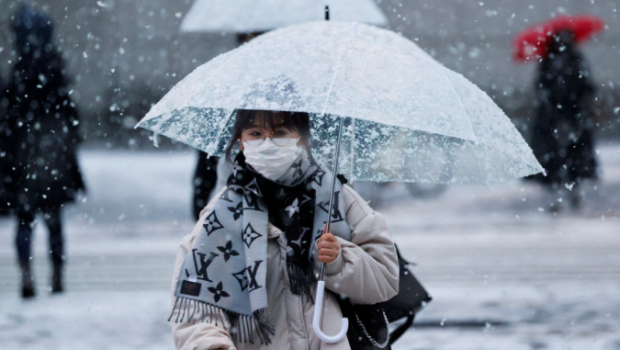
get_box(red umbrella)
[512,14,606,62]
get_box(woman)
[4,4,85,298]
[169,109,399,349]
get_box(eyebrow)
[249,123,287,128]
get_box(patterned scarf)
[171,152,351,344]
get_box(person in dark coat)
[192,152,218,220]
[3,4,85,298]
[528,30,598,211]
[1,71,10,216]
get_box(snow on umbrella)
[180,0,388,33]
[512,14,605,63]
[137,21,542,186]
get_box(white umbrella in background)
[180,0,388,33]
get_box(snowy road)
[1,144,619,350]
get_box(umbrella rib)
[320,36,350,116]
[211,109,236,156]
[435,70,479,145]
[319,34,350,182]
[434,68,490,186]
[350,117,356,181]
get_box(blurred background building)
[0,0,618,147]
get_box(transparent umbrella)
[137,21,543,186]
[180,0,387,33]
[136,20,544,344]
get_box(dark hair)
[236,32,265,45]
[12,4,55,55]
[225,109,314,163]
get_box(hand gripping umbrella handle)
[312,281,349,343]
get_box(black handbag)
[338,298,391,350]
[337,245,432,349]
[380,245,432,344]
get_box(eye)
[275,128,290,136]
[244,129,262,137]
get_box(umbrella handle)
[312,281,349,343]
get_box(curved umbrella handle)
[312,281,349,343]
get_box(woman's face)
[239,117,301,150]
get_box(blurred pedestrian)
[3,4,85,298]
[527,30,598,211]
[1,70,10,217]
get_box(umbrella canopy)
[137,21,543,185]
[180,0,388,33]
[512,14,605,62]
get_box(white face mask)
[242,138,303,181]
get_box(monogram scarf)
[171,152,351,344]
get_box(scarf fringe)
[169,297,274,345]
[287,262,315,300]
[229,309,275,345]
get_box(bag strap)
[388,314,414,345]
[353,308,390,348]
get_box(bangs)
[236,109,300,133]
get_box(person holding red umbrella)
[514,16,604,212]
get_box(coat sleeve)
[169,189,236,350]
[317,184,399,304]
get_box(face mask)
[243,138,303,181]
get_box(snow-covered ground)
[0,143,619,350]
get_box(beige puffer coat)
[169,184,399,350]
